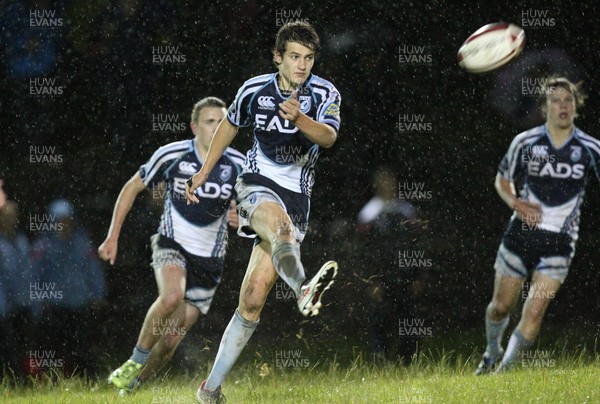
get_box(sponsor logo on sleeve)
[323,102,340,118]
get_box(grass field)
[2,348,599,403]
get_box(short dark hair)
[191,97,226,123]
[273,21,320,66]
[539,76,586,116]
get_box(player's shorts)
[235,173,310,244]
[150,233,224,314]
[494,218,575,284]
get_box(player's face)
[192,107,226,150]
[274,41,315,89]
[545,86,576,130]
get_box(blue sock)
[500,330,533,368]
[485,315,509,359]
[130,345,150,366]
[205,309,259,391]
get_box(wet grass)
[2,345,599,403]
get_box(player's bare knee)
[240,285,265,319]
[489,300,511,318]
[274,218,295,242]
[158,290,185,314]
[524,304,546,325]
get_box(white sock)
[501,330,533,368]
[272,240,306,298]
[485,315,509,359]
[205,309,258,391]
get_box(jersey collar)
[543,123,576,150]
[191,138,204,165]
[274,72,313,99]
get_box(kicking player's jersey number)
[528,162,585,179]
[173,177,233,199]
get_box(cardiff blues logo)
[570,146,581,162]
[219,165,232,181]
[299,96,311,113]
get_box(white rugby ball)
[458,22,525,73]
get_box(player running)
[99,97,244,394]
[185,22,341,402]
[475,77,600,374]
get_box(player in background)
[475,77,600,374]
[185,22,340,403]
[99,97,244,393]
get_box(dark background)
[2,0,600,372]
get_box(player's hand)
[514,200,542,227]
[278,89,302,123]
[98,237,118,265]
[227,201,239,228]
[185,172,207,205]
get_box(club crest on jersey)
[570,146,582,162]
[219,164,232,181]
[299,96,311,113]
[178,161,198,175]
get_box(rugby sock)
[485,315,509,359]
[500,330,533,368]
[130,345,150,365]
[272,239,306,298]
[205,309,259,391]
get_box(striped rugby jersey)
[139,139,244,257]
[227,72,341,196]
[498,124,600,240]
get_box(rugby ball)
[458,22,525,73]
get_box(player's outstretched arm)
[279,90,337,148]
[186,119,239,204]
[98,172,146,265]
[494,173,541,226]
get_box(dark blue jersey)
[498,124,600,239]
[139,139,244,257]
[227,72,341,196]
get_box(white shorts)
[235,176,310,244]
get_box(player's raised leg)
[475,272,524,375]
[108,260,186,389]
[496,271,561,372]
[251,202,337,316]
[252,203,305,295]
[198,241,275,402]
